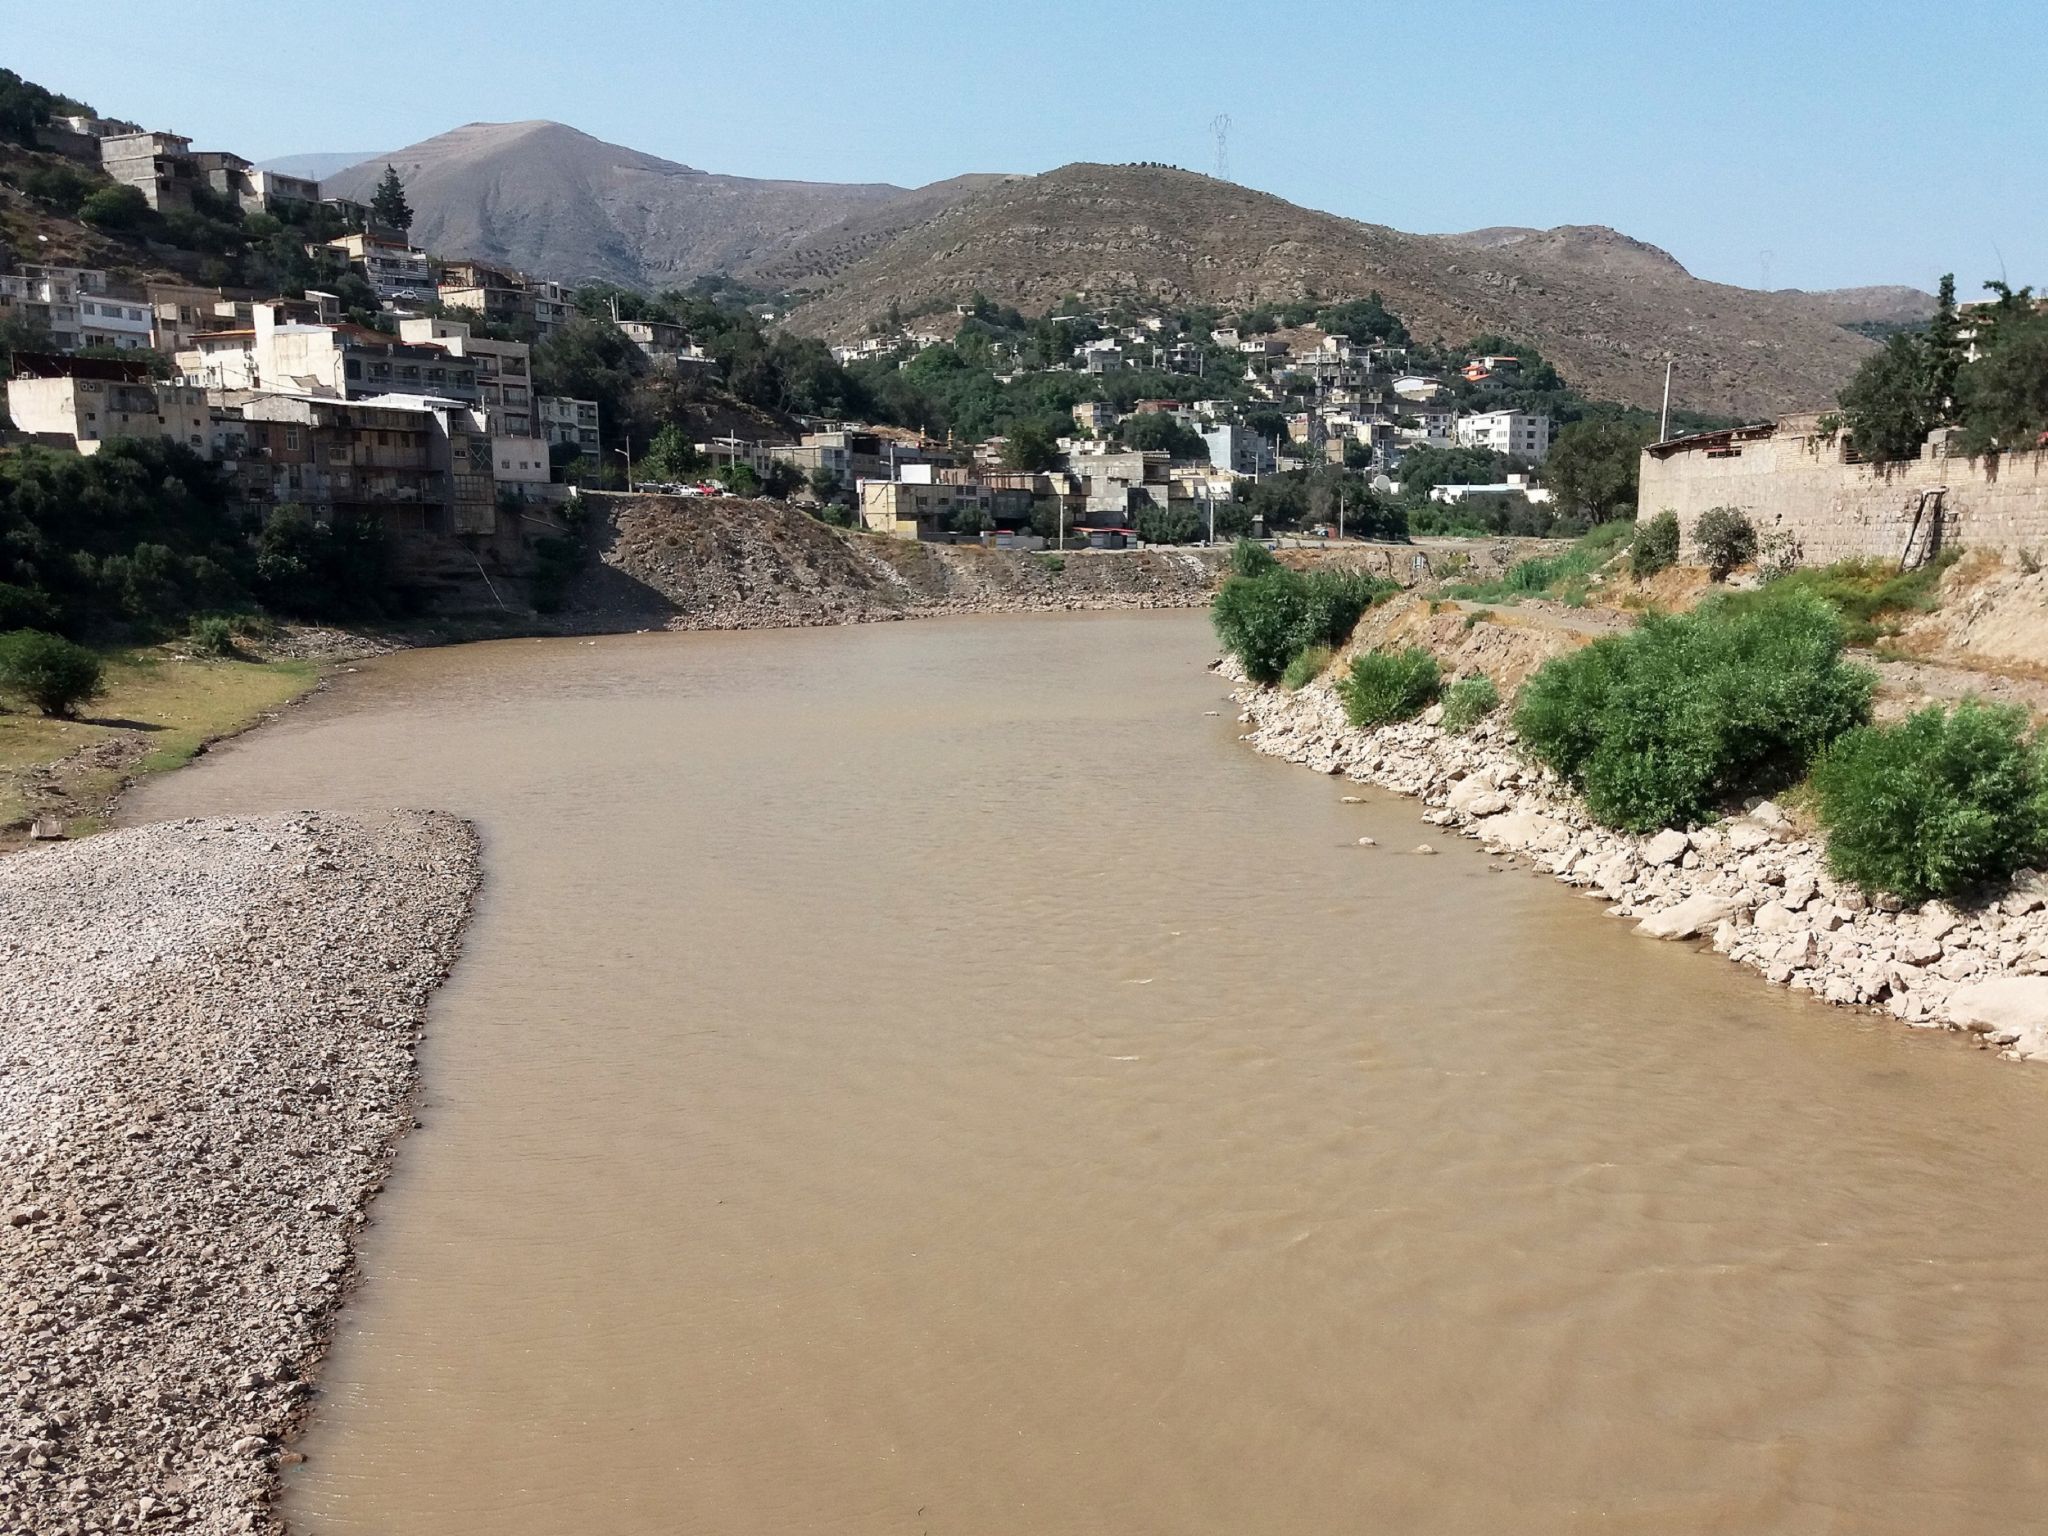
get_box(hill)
[254,150,384,182]
[319,122,997,292]
[779,164,1888,418]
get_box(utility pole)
[1338,486,1345,542]
[1658,359,1674,443]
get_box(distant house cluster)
[1,114,632,553]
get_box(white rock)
[1635,891,1738,941]
[1643,829,1690,866]
[1752,901,1799,933]
[1897,934,1942,966]
[1782,873,1817,911]
[1724,819,1776,852]
[1919,903,1961,940]
[1945,978,2048,1059]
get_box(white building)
[1455,409,1553,462]
[1428,472,1553,505]
[74,293,155,351]
[1391,374,1444,401]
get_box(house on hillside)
[4,353,207,455]
[1455,408,1552,462]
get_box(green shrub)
[1694,506,1758,580]
[1212,565,1395,684]
[1440,674,1501,733]
[187,615,237,657]
[1339,647,1441,728]
[1513,589,1874,831]
[1631,511,1680,578]
[0,629,104,717]
[1812,701,2048,901]
[1229,538,1276,578]
[1281,644,1333,691]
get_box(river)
[129,611,2048,1534]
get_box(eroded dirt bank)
[0,812,480,1536]
[562,494,1552,630]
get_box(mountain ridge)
[309,124,1923,415]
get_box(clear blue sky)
[10,0,2042,295]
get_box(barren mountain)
[782,164,1887,417]
[320,122,993,291]
[1776,284,1939,328]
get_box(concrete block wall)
[1638,427,2048,566]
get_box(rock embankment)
[0,812,480,1535]
[1235,668,2048,1064]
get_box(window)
[284,426,300,451]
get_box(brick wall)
[1637,425,2048,565]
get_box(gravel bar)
[0,811,481,1535]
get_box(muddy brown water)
[130,612,2048,1534]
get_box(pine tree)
[369,165,412,232]
[1924,273,1962,422]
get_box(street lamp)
[609,435,633,493]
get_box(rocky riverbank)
[0,812,480,1535]
[1233,665,2048,1065]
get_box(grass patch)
[1730,549,1961,645]
[1281,644,1334,691]
[1443,520,1633,604]
[0,649,317,832]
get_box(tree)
[634,423,701,483]
[1925,273,1963,417]
[1543,418,1656,523]
[1955,285,2048,455]
[78,184,153,234]
[1839,333,1937,461]
[1117,412,1208,461]
[0,630,104,717]
[1001,422,1062,471]
[370,165,413,232]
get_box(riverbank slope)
[0,811,480,1535]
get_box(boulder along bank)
[0,812,481,1535]
[1232,664,2048,1065]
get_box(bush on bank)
[1630,511,1680,578]
[1812,700,2048,901]
[1211,549,1397,684]
[1513,589,1875,832]
[1439,674,1500,733]
[1694,507,1758,580]
[1340,647,1441,728]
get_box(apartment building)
[1455,408,1553,462]
[398,317,532,435]
[74,292,154,351]
[178,303,480,405]
[536,395,600,454]
[97,131,202,210]
[4,353,207,455]
[1201,424,1275,476]
[323,233,434,307]
[0,266,107,351]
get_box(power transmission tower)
[1210,114,1232,181]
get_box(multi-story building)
[233,394,445,531]
[398,317,531,435]
[4,353,208,455]
[177,302,480,406]
[0,266,106,352]
[1455,408,1553,463]
[1072,400,1119,436]
[1396,404,1456,446]
[536,395,601,455]
[74,292,154,351]
[98,131,202,210]
[433,263,573,341]
[247,168,322,212]
[1201,424,1275,476]
[323,233,434,308]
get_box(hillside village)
[0,72,1726,593]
